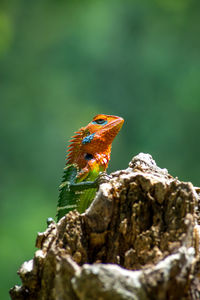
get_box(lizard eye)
[84,153,93,160]
[92,119,108,125]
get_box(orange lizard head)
[83,114,124,147]
[67,114,124,171]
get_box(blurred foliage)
[1,0,200,298]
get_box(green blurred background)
[1,0,200,298]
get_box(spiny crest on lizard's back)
[66,129,85,165]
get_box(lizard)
[56,114,124,221]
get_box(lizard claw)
[96,172,112,185]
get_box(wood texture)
[10,153,200,300]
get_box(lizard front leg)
[69,172,111,191]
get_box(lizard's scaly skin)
[57,114,124,220]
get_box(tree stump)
[10,153,200,300]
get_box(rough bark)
[10,153,200,300]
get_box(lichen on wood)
[10,153,200,300]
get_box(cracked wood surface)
[10,153,200,300]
